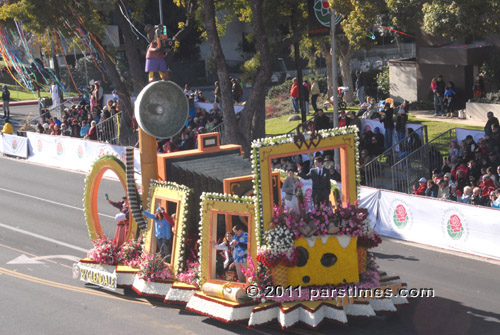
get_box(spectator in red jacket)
[413,177,427,195]
[480,175,496,198]
[290,77,299,114]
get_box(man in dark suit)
[307,156,331,207]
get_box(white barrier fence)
[1,133,29,158]
[360,119,425,137]
[455,128,484,144]
[360,186,500,260]
[25,133,141,179]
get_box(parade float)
[74,80,408,329]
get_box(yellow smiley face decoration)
[288,235,359,287]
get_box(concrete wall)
[416,63,473,110]
[465,102,500,122]
[388,60,417,103]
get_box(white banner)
[359,186,500,260]
[360,119,424,137]
[26,133,141,180]
[2,134,28,158]
[455,128,484,144]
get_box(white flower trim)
[164,286,196,304]
[131,276,172,297]
[343,302,376,317]
[369,298,397,312]
[248,306,279,327]
[251,126,361,241]
[116,272,136,287]
[186,294,255,322]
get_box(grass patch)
[265,107,484,141]
[407,114,483,141]
[1,83,51,101]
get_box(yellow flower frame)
[198,197,257,287]
[145,182,191,275]
[254,130,358,232]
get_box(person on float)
[306,155,331,208]
[282,166,300,213]
[144,25,168,82]
[105,194,129,246]
[142,207,175,261]
[230,224,248,283]
[213,232,236,280]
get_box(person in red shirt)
[413,177,427,195]
[479,175,496,198]
[290,77,299,114]
[338,110,351,128]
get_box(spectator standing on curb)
[213,81,220,104]
[432,75,445,116]
[381,102,394,149]
[444,83,456,118]
[355,71,365,105]
[302,80,311,115]
[290,77,299,114]
[2,85,10,119]
[310,78,320,113]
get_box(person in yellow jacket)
[1,119,13,135]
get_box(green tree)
[0,0,198,145]
[202,0,305,154]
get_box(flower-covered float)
[74,81,407,329]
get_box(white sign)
[359,187,500,260]
[2,134,28,158]
[78,264,117,290]
[26,133,141,180]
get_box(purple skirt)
[145,58,167,72]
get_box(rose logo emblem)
[37,139,43,152]
[57,142,63,155]
[77,145,84,158]
[12,139,17,150]
[393,204,408,228]
[447,214,463,240]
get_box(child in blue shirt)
[444,83,456,118]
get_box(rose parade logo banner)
[389,199,413,230]
[441,209,468,242]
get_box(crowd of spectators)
[34,83,120,142]
[413,111,500,209]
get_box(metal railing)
[97,112,120,144]
[211,122,225,144]
[28,101,72,127]
[364,128,456,193]
[363,126,428,189]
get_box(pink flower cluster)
[87,237,119,265]
[137,252,174,282]
[176,260,200,286]
[117,238,143,267]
